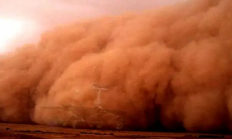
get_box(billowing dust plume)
[0,0,232,132]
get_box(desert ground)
[0,123,230,139]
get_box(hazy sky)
[0,0,187,26]
[0,0,187,52]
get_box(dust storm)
[0,0,232,132]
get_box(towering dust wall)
[0,0,232,132]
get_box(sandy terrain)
[0,123,230,139]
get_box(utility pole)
[92,84,108,108]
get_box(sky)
[0,0,187,53]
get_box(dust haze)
[0,0,232,133]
